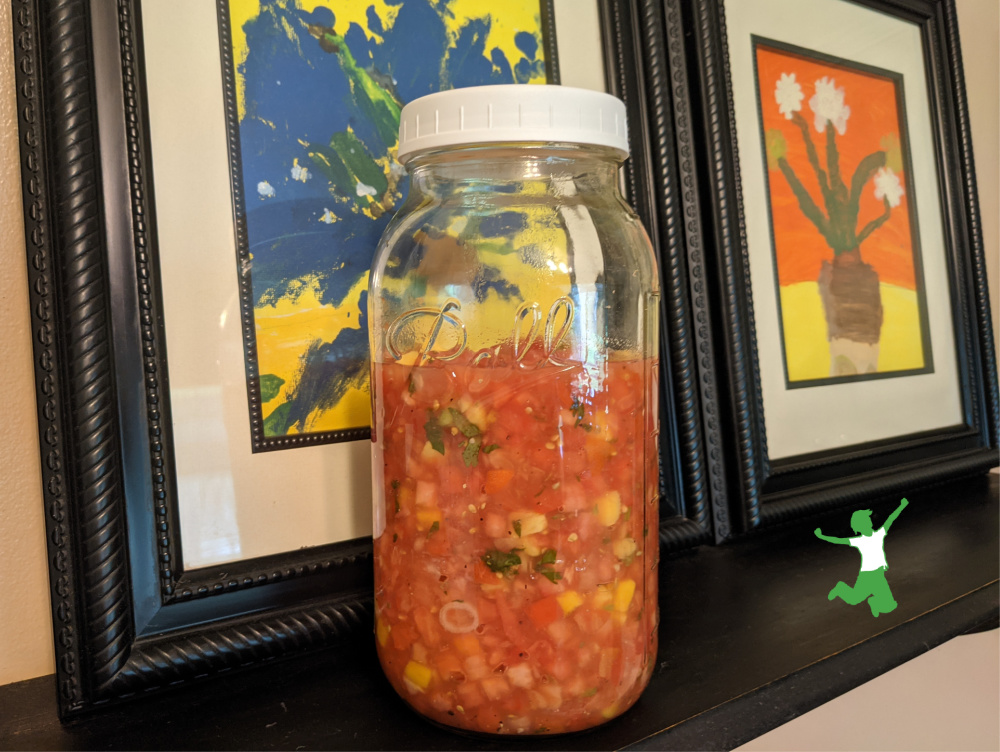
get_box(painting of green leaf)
[221,0,554,447]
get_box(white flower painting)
[756,40,930,384]
[809,76,851,135]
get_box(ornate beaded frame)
[681,0,998,533]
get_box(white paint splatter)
[356,181,377,198]
[291,160,310,183]
[320,208,338,224]
[257,181,275,198]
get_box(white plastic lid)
[396,85,629,164]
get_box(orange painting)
[753,38,932,386]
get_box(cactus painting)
[753,38,933,386]
[220,0,555,449]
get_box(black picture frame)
[600,0,731,547]
[12,0,719,717]
[681,0,999,534]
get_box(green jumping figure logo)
[815,498,909,617]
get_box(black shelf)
[2,474,996,751]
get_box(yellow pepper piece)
[420,440,444,464]
[404,660,433,691]
[612,537,637,561]
[416,507,442,531]
[614,579,636,613]
[511,512,548,537]
[601,703,619,719]
[464,402,488,430]
[397,485,414,510]
[557,590,583,614]
[376,618,390,647]
[596,491,622,527]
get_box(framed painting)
[13,0,719,716]
[754,37,934,389]
[217,0,558,453]
[683,0,999,532]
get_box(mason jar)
[369,85,660,735]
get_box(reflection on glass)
[173,386,243,567]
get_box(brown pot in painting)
[817,248,883,376]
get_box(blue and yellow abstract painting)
[219,0,555,450]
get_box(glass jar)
[369,85,660,735]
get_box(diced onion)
[439,601,479,634]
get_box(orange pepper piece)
[484,468,515,495]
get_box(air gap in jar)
[368,85,661,736]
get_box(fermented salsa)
[373,357,659,734]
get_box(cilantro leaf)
[482,549,521,576]
[462,437,481,467]
[391,479,401,513]
[482,443,500,454]
[512,519,522,537]
[427,521,440,537]
[424,410,445,454]
[535,548,562,583]
[448,407,481,437]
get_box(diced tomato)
[548,655,575,682]
[483,512,508,538]
[452,633,482,656]
[480,675,510,701]
[435,651,465,682]
[476,598,498,625]
[495,594,532,651]
[527,596,561,630]
[425,529,450,557]
[390,621,418,652]
[560,484,587,513]
[463,653,490,681]
[439,464,466,496]
[537,682,562,709]
[573,606,608,636]
[413,608,442,647]
[429,692,452,713]
[546,617,575,646]
[534,572,564,597]
[373,358,659,735]
[415,480,437,507]
[473,560,499,586]
[456,680,486,709]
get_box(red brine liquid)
[373,357,659,735]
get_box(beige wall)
[0,3,996,688]
[0,5,54,685]
[959,0,1000,361]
